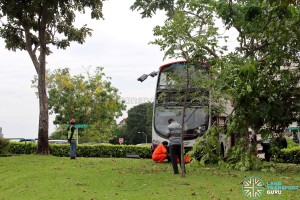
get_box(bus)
[151,60,233,156]
[149,61,300,160]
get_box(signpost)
[75,124,88,129]
[119,138,124,144]
[66,124,88,129]
[75,124,88,145]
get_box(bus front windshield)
[154,62,209,140]
[158,62,208,89]
[154,106,208,140]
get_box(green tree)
[131,0,300,170]
[110,123,127,144]
[49,125,66,140]
[0,0,103,154]
[79,120,118,144]
[45,67,126,143]
[216,1,300,134]
[126,102,153,144]
[109,118,129,144]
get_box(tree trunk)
[36,62,49,154]
[180,65,191,177]
[36,9,49,154]
[24,39,49,154]
[25,45,49,154]
[180,105,186,177]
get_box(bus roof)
[159,60,209,70]
[159,60,186,70]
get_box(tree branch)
[243,40,269,59]
[19,18,40,74]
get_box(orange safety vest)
[176,155,191,163]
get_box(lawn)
[0,155,299,200]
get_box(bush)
[50,144,152,158]
[0,139,10,155]
[287,138,299,148]
[275,146,300,164]
[8,142,152,158]
[8,142,36,154]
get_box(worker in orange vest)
[152,141,170,162]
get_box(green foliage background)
[43,67,126,143]
[125,102,153,144]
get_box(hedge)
[6,142,299,163]
[275,146,300,164]
[7,142,152,158]
[0,138,10,155]
[7,142,36,155]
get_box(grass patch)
[0,155,299,200]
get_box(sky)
[0,0,173,139]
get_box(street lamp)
[137,71,158,82]
[138,131,147,143]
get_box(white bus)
[149,60,233,156]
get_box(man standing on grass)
[67,119,77,159]
[166,118,182,174]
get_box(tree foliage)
[131,0,300,170]
[216,1,300,134]
[111,123,127,144]
[125,102,153,144]
[49,125,66,140]
[44,67,126,143]
[0,0,104,153]
[131,0,175,18]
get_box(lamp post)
[138,132,147,143]
[137,71,158,82]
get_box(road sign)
[75,124,88,129]
[119,138,124,144]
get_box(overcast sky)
[0,0,174,139]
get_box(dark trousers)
[169,144,181,174]
[69,140,77,159]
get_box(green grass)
[0,155,299,200]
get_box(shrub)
[50,144,151,158]
[275,146,300,164]
[287,138,299,148]
[7,142,152,158]
[0,139,10,155]
[8,142,36,154]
